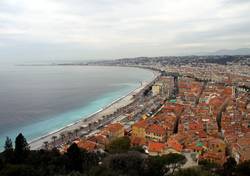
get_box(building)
[102,123,124,141]
[131,120,148,139]
[199,151,226,165]
[148,141,166,156]
[145,124,167,142]
[207,138,226,153]
[232,133,250,163]
[76,139,98,152]
[152,83,162,96]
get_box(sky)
[0,0,250,63]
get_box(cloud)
[0,0,250,62]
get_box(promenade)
[30,71,159,150]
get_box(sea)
[0,65,154,150]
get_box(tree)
[74,129,79,137]
[198,159,221,173]
[145,155,169,176]
[60,133,66,142]
[145,153,186,176]
[223,157,237,176]
[3,137,14,163]
[4,137,13,151]
[102,151,145,176]
[235,160,250,176]
[51,136,57,148]
[174,166,213,176]
[14,133,29,163]
[107,137,130,153]
[0,164,36,176]
[67,131,73,140]
[130,146,145,153]
[164,153,187,175]
[43,141,49,150]
[0,157,4,171]
[66,143,83,172]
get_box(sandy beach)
[29,70,159,150]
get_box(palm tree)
[74,128,79,137]
[80,126,84,131]
[43,141,49,150]
[60,133,65,142]
[88,123,92,130]
[98,118,102,124]
[51,136,57,148]
[67,131,73,140]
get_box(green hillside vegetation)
[0,134,249,176]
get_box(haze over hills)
[197,48,250,56]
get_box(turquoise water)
[0,66,154,149]
[1,84,136,143]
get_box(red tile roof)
[133,120,148,129]
[146,124,166,136]
[131,137,146,146]
[209,97,223,107]
[199,151,226,165]
[148,142,166,153]
[105,123,124,133]
[223,87,232,96]
[167,137,183,152]
[77,140,97,151]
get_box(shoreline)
[29,67,159,150]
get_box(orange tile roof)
[167,138,183,152]
[146,124,166,136]
[77,140,97,151]
[223,87,232,96]
[105,123,124,133]
[131,137,146,146]
[199,151,226,165]
[88,134,107,145]
[133,120,148,129]
[148,142,166,153]
[198,130,207,138]
[187,142,203,152]
[209,97,223,107]
[189,121,203,130]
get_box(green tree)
[0,164,36,176]
[145,155,169,176]
[4,137,13,151]
[164,153,187,175]
[235,160,250,176]
[3,137,14,163]
[0,158,4,171]
[107,136,130,153]
[223,157,237,176]
[130,146,145,153]
[66,143,83,172]
[174,166,214,176]
[88,166,119,176]
[145,153,186,176]
[102,151,145,176]
[199,159,221,172]
[14,133,29,163]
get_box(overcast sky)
[0,0,250,63]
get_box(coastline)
[29,67,159,150]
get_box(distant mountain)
[197,48,250,56]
